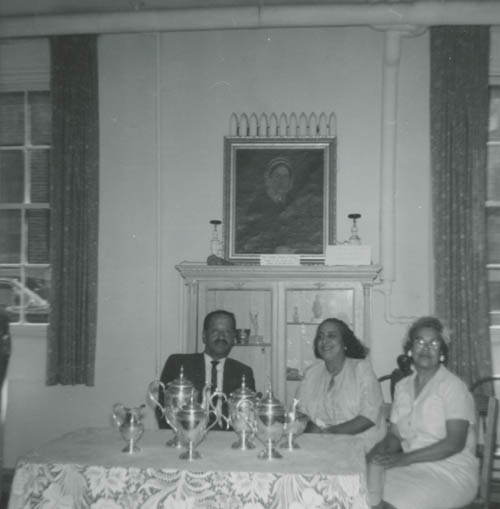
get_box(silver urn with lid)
[254,387,286,460]
[175,390,216,460]
[228,375,257,450]
[148,366,197,447]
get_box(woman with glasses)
[367,316,478,509]
[296,318,386,451]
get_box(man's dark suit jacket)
[156,352,256,430]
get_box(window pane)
[25,266,50,323]
[30,149,50,203]
[27,209,50,263]
[0,92,24,147]
[29,92,51,146]
[487,145,500,201]
[0,150,24,203]
[0,210,21,263]
[0,276,21,323]
[489,267,500,326]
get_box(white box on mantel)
[325,245,372,266]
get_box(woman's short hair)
[313,318,368,359]
[403,316,449,364]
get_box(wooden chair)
[378,354,413,401]
[469,377,500,506]
[470,376,500,394]
[459,394,499,508]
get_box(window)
[488,85,500,337]
[0,90,51,324]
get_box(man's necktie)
[211,360,219,393]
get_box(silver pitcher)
[254,387,286,460]
[175,389,218,460]
[148,366,197,448]
[112,403,146,453]
[280,398,308,451]
[228,375,257,450]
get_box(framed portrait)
[223,137,336,264]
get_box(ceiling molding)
[0,1,499,37]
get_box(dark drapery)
[46,35,99,386]
[431,26,491,387]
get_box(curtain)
[431,26,491,387]
[46,35,99,386]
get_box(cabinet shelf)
[287,321,323,326]
[234,342,271,347]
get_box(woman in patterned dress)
[296,317,386,452]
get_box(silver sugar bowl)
[148,366,197,448]
[228,375,257,450]
[254,387,286,460]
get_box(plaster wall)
[3,26,433,467]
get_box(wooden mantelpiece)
[176,262,382,282]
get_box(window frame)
[487,76,500,344]
[0,38,50,330]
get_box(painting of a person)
[234,149,325,255]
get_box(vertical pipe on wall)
[154,32,163,376]
[379,28,402,284]
[377,26,424,324]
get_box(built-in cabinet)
[176,262,381,404]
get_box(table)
[8,428,369,509]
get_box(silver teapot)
[228,375,257,450]
[175,389,218,460]
[112,403,146,453]
[254,387,286,460]
[148,366,197,448]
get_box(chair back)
[473,393,499,505]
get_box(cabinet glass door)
[203,287,272,394]
[284,287,355,404]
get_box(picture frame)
[223,137,336,264]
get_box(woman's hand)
[370,451,410,469]
[304,420,324,433]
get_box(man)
[156,309,255,430]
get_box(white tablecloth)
[8,427,369,508]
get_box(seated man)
[156,309,255,430]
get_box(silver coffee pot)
[228,375,257,450]
[254,387,286,460]
[175,389,218,460]
[148,366,197,448]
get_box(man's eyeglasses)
[414,338,441,350]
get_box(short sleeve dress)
[296,357,387,451]
[383,365,478,509]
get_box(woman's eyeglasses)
[414,338,441,350]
